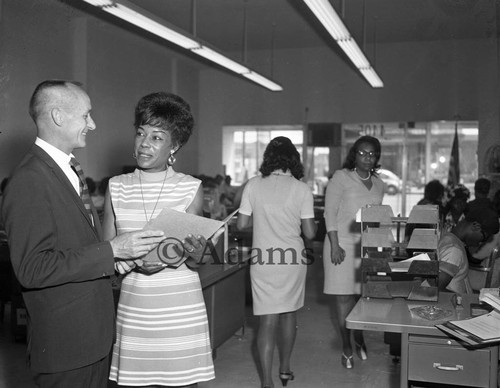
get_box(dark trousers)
[33,355,109,388]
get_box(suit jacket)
[1,145,116,373]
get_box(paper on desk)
[141,208,239,266]
[388,253,431,272]
[401,253,431,262]
[447,311,500,341]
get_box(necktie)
[69,158,94,224]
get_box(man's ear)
[51,108,63,127]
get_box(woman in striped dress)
[103,92,215,387]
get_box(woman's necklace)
[354,168,371,181]
[138,168,168,222]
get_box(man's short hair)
[29,80,83,122]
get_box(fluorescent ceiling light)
[243,71,283,92]
[82,0,282,91]
[191,45,250,75]
[303,0,384,88]
[104,4,199,49]
[359,68,384,88]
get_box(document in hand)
[436,292,500,346]
[141,208,238,267]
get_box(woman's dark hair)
[134,92,194,150]
[259,136,304,180]
[342,135,381,173]
[424,180,445,202]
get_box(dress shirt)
[35,137,80,195]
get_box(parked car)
[378,169,402,195]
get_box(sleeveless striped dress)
[108,168,215,387]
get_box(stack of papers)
[436,291,500,346]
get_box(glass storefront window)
[343,121,478,216]
[222,126,303,185]
[222,121,478,215]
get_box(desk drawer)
[408,342,491,387]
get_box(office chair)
[469,243,500,292]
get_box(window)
[222,125,303,185]
[343,121,478,216]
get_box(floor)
[0,242,401,388]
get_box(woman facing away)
[103,92,215,387]
[237,137,317,388]
[323,135,385,369]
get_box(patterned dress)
[108,168,215,387]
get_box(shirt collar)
[35,137,74,165]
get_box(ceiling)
[121,0,498,54]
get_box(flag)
[447,124,460,189]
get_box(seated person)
[386,208,499,360]
[442,185,470,232]
[438,206,499,294]
[467,188,500,265]
[465,177,492,213]
[417,180,445,221]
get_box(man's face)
[59,85,96,153]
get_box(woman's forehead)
[358,142,375,150]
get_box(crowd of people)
[0,79,500,388]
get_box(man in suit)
[1,80,165,387]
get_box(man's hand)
[110,230,165,259]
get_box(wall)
[198,38,499,175]
[0,0,201,181]
[0,0,499,182]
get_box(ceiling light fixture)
[82,0,283,91]
[302,0,383,88]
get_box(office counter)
[199,257,249,354]
[346,293,498,388]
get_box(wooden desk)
[346,293,498,388]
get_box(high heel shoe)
[279,371,295,387]
[355,342,368,361]
[341,353,354,369]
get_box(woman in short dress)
[323,135,384,369]
[104,92,214,387]
[237,137,317,388]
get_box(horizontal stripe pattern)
[109,169,214,386]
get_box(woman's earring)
[168,151,176,166]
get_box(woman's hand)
[177,234,209,269]
[330,244,346,265]
[114,259,138,275]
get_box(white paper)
[449,312,500,341]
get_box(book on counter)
[436,290,500,346]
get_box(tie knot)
[70,157,80,168]
[70,158,86,182]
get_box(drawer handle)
[433,363,464,371]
